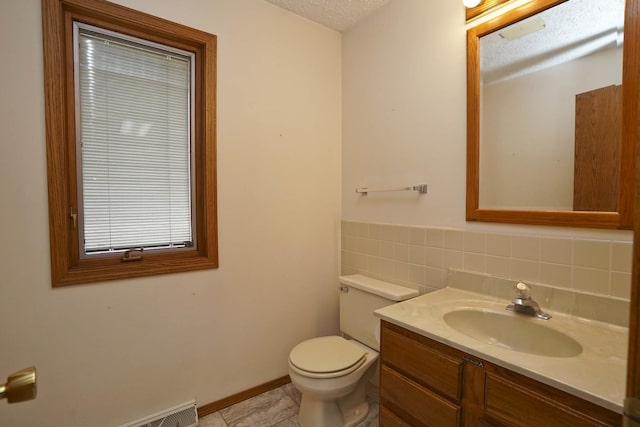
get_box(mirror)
[466,0,633,228]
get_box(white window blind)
[76,25,194,255]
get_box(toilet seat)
[289,336,367,379]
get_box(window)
[42,0,218,286]
[76,24,195,256]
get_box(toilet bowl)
[289,337,378,427]
[288,275,419,427]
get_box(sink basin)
[443,309,583,358]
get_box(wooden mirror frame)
[466,0,635,229]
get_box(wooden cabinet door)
[573,84,621,211]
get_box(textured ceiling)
[263,0,623,82]
[263,0,393,31]
[481,0,625,84]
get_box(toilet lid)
[289,336,366,375]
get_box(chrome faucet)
[506,282,551,320]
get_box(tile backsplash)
[447,269,629,327]
[341,221,632,301]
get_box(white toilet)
[288,274,419,427]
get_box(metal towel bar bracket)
[355,184,427,195]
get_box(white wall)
[343,0,468,229]
[0,1,341,426]
[342,0,632,242]
[481,47,623,210]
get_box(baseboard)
[197,375,291,418]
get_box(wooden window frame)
[42,0,218,287]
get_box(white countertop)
[374,287,628,413]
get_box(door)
[573,84,621,212]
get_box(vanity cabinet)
[379,321,622,427]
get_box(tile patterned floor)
[199,382,379,427]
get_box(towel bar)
[355,184,427,195]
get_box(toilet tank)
[339,274,418,351]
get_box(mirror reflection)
[478,0,624,211]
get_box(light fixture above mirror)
[465,0,511,21]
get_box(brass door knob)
[0,367,37,403]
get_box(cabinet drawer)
[382,323,463,400]
[380,405,412,427]
[484,372,620,427]
[381,365,461,427]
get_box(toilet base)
[341,401,369,427]
[297,367,372,427]
[298,397,369,427]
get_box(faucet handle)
[515,282,530,299]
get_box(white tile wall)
[341,221,632,300]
